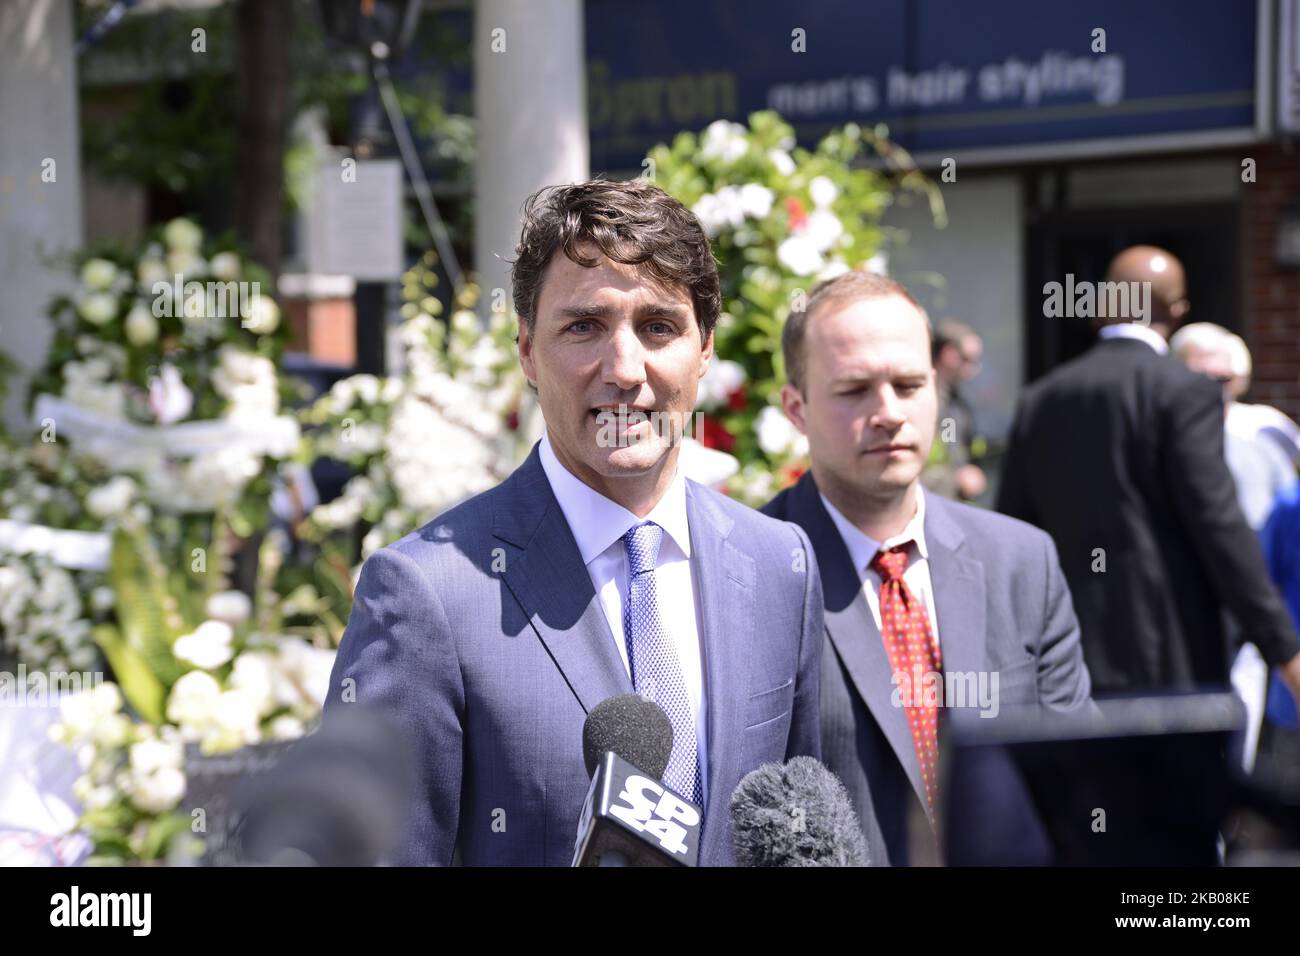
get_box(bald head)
[1102,245,1189,331]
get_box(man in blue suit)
[324,180,823,866]
[762,270,1094,865]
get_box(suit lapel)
[685,481,755,858]
[784,474,928,807]
[493,444,632,714]
[924,495,987,686]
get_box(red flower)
[726,387,748,412]
[701,415,736,453]
[784,196,808,232]
[506,410,520,431]
[781,464,807,487]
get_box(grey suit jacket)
[324,443,823,866]
[763,472,1094,865]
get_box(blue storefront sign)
[584,0,1260,169]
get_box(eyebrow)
[831,370,930,385]
[557,303,692,321]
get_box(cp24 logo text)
[608,775,700,856]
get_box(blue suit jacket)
[763,472,1094,865]
[324,443,823,865]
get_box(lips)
[863,443,912,454]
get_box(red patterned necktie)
[870,543,942,814]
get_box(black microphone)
[730,756,870,867]
[230,707,414,866]
[572,694,703,867]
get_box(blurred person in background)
[1171,322,1298,770]
[997,245,1300,703]
[921,319,988,502]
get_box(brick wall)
[1242,141,1300,422]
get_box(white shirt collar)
[819,484,929,575]
[1098,322,1169,355]
[538,431,692,565]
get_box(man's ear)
[780,382,808,435]
[698,328,715,376]
[518,318,537,386]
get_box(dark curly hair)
[510,179,721,341]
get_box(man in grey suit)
[762,271,1093,865]
[325,180,823,866]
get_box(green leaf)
[107,527,184,688]
[90,624,166,725]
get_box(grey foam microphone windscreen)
[582,693,674,779]
[731,756,870,867]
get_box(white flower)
[137,258,169,289]
[777,236,825,276]
[77,292,118,326]
[804,209,844,253]
[268,715,306,741]
[205,690,262,751]
[274,638,336,712]
[818,259,851,281]
[147,363,193,424]
[125,303,159,346]
[129,737,183,775]
[85,475,136,520]
[166,250,206,279]
[809,175,839,209]
[173,620,235,670]
[163,217,203,254]
[167,670,222,730]
[241,294,280,335]
[80,258,119,291]
[206,590,251,626]
[697,359,747,411]
[90,586,115,613]
[768,149,796,176]
[756,405,809,458]
[737,183,774,219]
[229,651,279,717]
[56,682,123,739]
[125,767,186,813]
[351,374,381,406]
[865,252,889,275]
[209,251,241,281]
[700,120,748,164]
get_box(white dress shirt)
[538,432,708,800]
[820,485,942,658]
[1099,322,1169,355]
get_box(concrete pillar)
[473,0,588,321]
[0,0,83,435]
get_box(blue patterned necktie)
[622,521,703,807]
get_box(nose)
[602,324,648,391]
[869,384,906,431]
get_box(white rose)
[163,217,203,253]
[738,183,775,219]
[817,259,851,281]
[768,149,796,176]
[137,258,170,289]
[91,712,131,749]
[85,475,136,520]
[756,405,808,458]
[241,294,280,334]
[125,303,159,346]
[77,292,118,326]
[167,669,222,730]
[127,767,186,813]
[804,209,844,253]
[776,236,825,277]
[80,258,119,291]
[173,619,235,670]
[229,651,279,717]
[206,590,251,626]
[865,252,889,275]
[167,249,206,280]
[268,715,306,741]
[129,737,183,775]
[809,175,839,209]
[209,251,241,281]
[204,689,262,752]
[700,120,748,164]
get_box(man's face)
[519,247,713,493]
[781,294,937,505]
